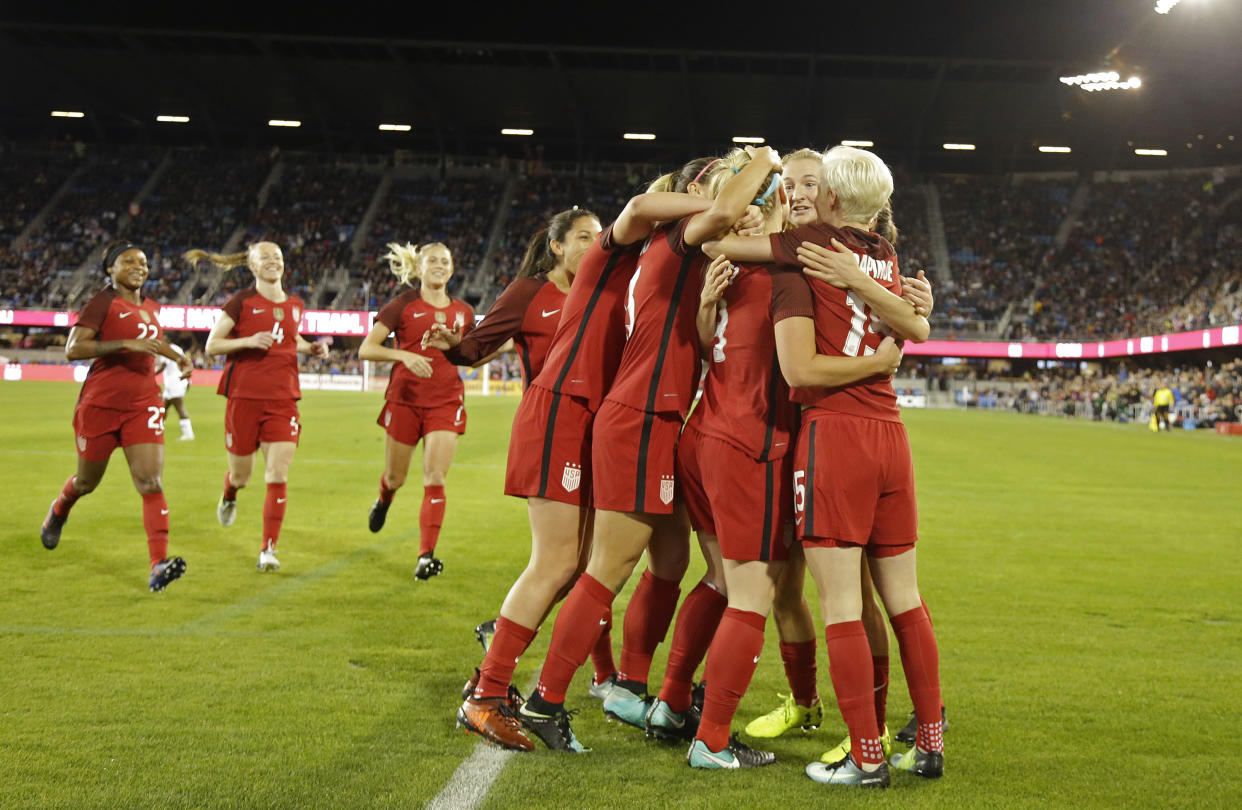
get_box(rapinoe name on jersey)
[857,253,894,282]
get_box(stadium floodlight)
[841,140,874,147]
[501,128,533,136]
[1039,145,1072,153]
[1135,148,1168,156]
[378,123,411,132]
[156,115,190,124]
[1155,0,1181,13]
[51,110,85,118]
[732,136,765,144]
[268,119,301,128]
[624,132,657,140]
[943,143,976,151]
[1060,72,1141,92]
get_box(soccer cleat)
[474,618,497,652]
[368,498,389,533]
[686,734,776,769]
[149,557,187,593]
[588,673,617,701]
[805,754,890,788]
[41,502,66,550]
[895,707,949,745]
[690,681,705,715]
[518,704,589,753]
[458,696,536,752]
[257,547,280,572]
[820,726,892,764]
[217,496,237,528]
[459,667,525,709]
[890,746,944,779]
[645,699,699,743]
[602,681,652,730]
[414,552,443,581]
[744,693,823,738]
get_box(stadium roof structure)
[2,1,1239,173]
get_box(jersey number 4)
[270,322,285,344]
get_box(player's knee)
[422,470,446,487]
[133,475,162,495]
[385,470,407,489]
[74,477,100,495]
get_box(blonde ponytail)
[183,249,249,271]
[383,242,421,286]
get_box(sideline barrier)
[1216,423,1242,436]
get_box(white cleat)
[257,548,280,572]
[217,496,237,528]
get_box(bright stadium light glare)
[841,140,874,147]
[378,123,411,132]
[1060,71,1140,92]
[1135,148,1168,156]
[156,115,190,123]
[943,143,976,151]
[732,136,765,144]
[624,132,657,140]
[1155,0,1181,13]
[1039,146,1072,153]
[51,110,85,118]
[268,119,301,128]
[501,128,534,136]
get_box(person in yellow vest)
[1152,383,1174,431]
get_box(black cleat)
[518,703,589,752]
[41,502,66,550]
[475,618,497,652]
[368,498,389,533]
[896,707,949,745]
[415,552,443,581]
[890,746,945,779]
[149,557,187,593]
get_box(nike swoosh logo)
[541,309,561,318]
[160,509,169,515]
[795,517,804,526]
[118,312,133,318]
[752,655,761,664]
[412,312,429,318]
[252,308,265,314]
[276,498,287,504]
[430,498,445,504]
[599,618,608,626]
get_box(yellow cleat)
[744,693,823,738]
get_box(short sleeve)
[376,294,408,332]
[769,268,814,323]
[221,289,249,323]
[75,290,114,332]
[768,224,831,267]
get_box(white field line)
[0,448,502,468]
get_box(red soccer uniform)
[444,274,565,387]
[375,291,474,409]
[216,288,306,401]
[75,288,163,410]
[533,224,643,411]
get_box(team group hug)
[39,143,947,788]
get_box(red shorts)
[73,400,166,461]
[225,398,301,455]
[505,385,593,506]
[699,431,793,562]
[591,399,681,515]
[794,410,918,554]
[676,422,715,535]
[378,399,466,445]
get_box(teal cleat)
[686,735,776,769]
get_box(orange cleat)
[458,696,535,751]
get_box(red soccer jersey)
[376,290,474,408]
[216,287,305,401]
[602,217,707,419]
[444,274,565,387]
[688,265,811,461]
[534,223,643,411]
[769,223,903,421]
[75,288,163,410]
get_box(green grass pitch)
[2,382,1240,809]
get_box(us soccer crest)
[292,306,301,322]
[435,311,447,324]
[225,432,233,448]
[139,309,151,324]
[384,409,393,427]
[273,307,284,321]
[454,312,465,328]
[562,462,582,493]
[659,475,675,505]
[77,435,87,452]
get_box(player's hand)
[874,336,903,376]
[797,239,865,289]
[309,340,329,358]
[421,323,462,351]
[122,338,164,355]
[732,205,765,237]
[700,255,736,308]
[249,331,275,351]
[901,270,934,317]
[176,355,194,380]
[744,145,783,171]
[401,352,434,378]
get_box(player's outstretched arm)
[702,232,775,264]
[684,146,783,246]
[611,192,713,246]
[774,317,902,389]
[797,240,930,343]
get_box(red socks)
[873,655,890,729]
[475,617,537,700]
[617,570,681,686]
[141,491,170,567]
[658,581,727,712]
[222,472,239,501]
[891,606,943,752]
[695,608,766,752]
[379,474,397,505]
[419,485,446,555]
[53,476,82,517]
[262,482,287,551]
[779,640,819,708]
[826,621,884,766]
[537,573,614,704]
[591,609,617,685]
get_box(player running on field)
[155,341,195,440]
